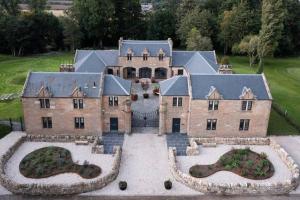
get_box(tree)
[0,0,20,16]
[186,28,213,51]
[177,8,216,45]
[147,9,176,40]
[235,35,259,67]
[257,0,285,73]
[71,0,115,48]
[60,16,82,52]
[219,1,259,54]
[27,0,48,13]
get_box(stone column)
[159,102,167,135]
[151,68,155,79]
[124,99,132,134]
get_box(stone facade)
[188,100,272,137]
[22,97,102,136]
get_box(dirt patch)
[189,148,274,180]
[19,146,101,179]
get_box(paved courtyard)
[131,83,159,113]
[166,133,189,156]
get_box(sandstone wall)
[22,98,102,136]
[188,100,272,137]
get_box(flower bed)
[189,148,274,180]
[19,146,101,179]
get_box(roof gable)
[23,72,102,98]
[103,75,131,96]
[159,76,189,96]
[75,51,106,73]
[190,74,271,100]
[185,52,217,74]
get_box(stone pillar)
[151,68,155,79]
[124,99,132,134]
[159,102,167,135]
[136,68,139,79]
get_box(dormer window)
[143,53,148,61]
[127,53,132,61]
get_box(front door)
[110,118,118,132]
[172,118,181,133]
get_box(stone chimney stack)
[118,37,123,56]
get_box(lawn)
[0,52,73,119]
[0,52,299,135]
[230,56,300,135]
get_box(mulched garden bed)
[19,146,101,179]
[189,148,274,180]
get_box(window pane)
[40,99,45,108]
[242,101,247,110]
[178,97,182,106]
[244,119,250,131]
[45,99,50,108]
[212,120,217,130]
[114,97,118,106]
[207,120,211,130]
[75,118,79,128]
[208,101,213,110]
[214,101,219,110]
[239,119,244,131]
[48,117,52,128]
[109,97,113,106]
[73,99,78,109]
[42,117,47,128]
[79,99,83,109]
[173,97,177,106]
[247,101,252,110]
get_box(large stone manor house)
[21,38,272,137]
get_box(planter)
[143,93,149,99]
[119,181,127,190]
[153,88,159,95]
[151,77,156,83]
[131,94,138,101]
[135,79,139,83]
[164,180,172,190]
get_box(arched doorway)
[139,67,152,78]
[123,67,136,79]
[107,68,113,75]
[155,67,167,79]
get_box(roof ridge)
[92,51,108,66]
[196,52,217,73]
[110,75,130,95]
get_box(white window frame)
[109,96,118,106]
[241,100,253,111]
[208,100,219,111]
[172,97,183,107]
[207,119,217,130]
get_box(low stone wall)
[0,137,122,196]
[25,134,98,143]
[169,138,300,195]
[193,137,270,145]
[186,139,199,156]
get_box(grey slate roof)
[120,40,172,57]
[159,76,189,96]
[103,75,132,96]
[190,74,271,100]
[74,50,119,72]
[22,72,102,98]
[172,51,219,73]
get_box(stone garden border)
[0,135,122,196]
[169,137,300,195]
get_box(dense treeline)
[0,0,299,61]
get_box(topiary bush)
[119,181,127,190]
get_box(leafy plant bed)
[189,148,274,180]
[19,146,101,179]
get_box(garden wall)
[0,135,122,196]
[170,138,299,195]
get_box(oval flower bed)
[189,148,274,180]
[19,146,101,179]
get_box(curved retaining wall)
[0,136,122,196]
[169,138,299,195]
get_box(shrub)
[164,180,172,190]
[246,160,254,168]
[153,88,159,95]
[189,165,202,177]
[119,181,127,190]
[221,56,230,65]
[259,152,268,159]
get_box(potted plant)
[143,93,149,99]
[164,179,172,190]
[151,77,156,83]
[141,81,149,91]
[119,181,127,190]
[131,94,138,101]
[153,87,159,95]
[135,78,139,83]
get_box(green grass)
[230,56,300,135]
[0,52,73,119]
[0,124,12,139]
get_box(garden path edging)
[169,137,300,195]
[0,135,122,196]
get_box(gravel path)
[177,144,292,184]
[83,133,200,196]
